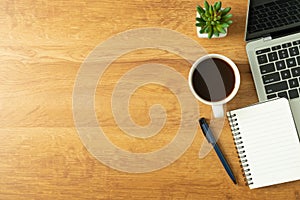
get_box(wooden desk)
[1,0,299,199]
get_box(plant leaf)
[197,5,205,14]
[204,25,211,33]
[221,23,229,28]
[222,14,233,20]
[200,24,209,33]
[214,2,218,9]
[196,22,206,27]
[213,7,217,16]
[200,15,208,21]
[213,26,219,37]
[199,29,205,34]
[221,7,231,16]
[204,1,209,11]
[207,25,212,32]
[208,27,213,39]
[215,1,222,11]
[209,5,213,15]
[196,17,205,22]
[226,20,233,24]
[216,25,226,34]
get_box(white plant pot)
[196,12,228,38]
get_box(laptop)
[245,0,300,132]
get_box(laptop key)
[286,58,297,67]
[258,13,267,18]
[278,49,289,59]
[278,8,287,13]
[262,72,280,84]
[275,60,286,70]
[268,52,278,62]
[248,25,257,33]
[288,0,300,6]
[291,67,300,77]
[288,78,299,88]
[266,22,273,28]
[289,89,299,99]
[290,10,299,15]
[265,81,288,94]
[260,63,275,74]
[268,11,277,15]
[270,5,279,10]
[280,69,291,79]
[268,15,279,21]
[272,45,281,51]
[267,93,277,99]
[297,56,300,65]
[261,7,270,13]
[249,19,258,26]
[282,42,292,48]
[289,47,299,56]
[256,23,265,30]
[286,16,295,22]
[293,40,300,45]
[288,4,298,9]
[278,91,288,99]
[257,54,268,64]
[256,48,271,55]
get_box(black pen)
[199,117,237,185]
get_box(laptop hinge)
[263,36,272,42]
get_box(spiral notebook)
[227,98,300,189]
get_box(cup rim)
[188,54,240,106]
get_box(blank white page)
[227,98,300,189]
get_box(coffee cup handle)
[212,105,224,118]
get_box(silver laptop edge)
[245,0,300,134]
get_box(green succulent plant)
[196,1,233,39]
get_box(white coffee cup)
[188,54,240,118]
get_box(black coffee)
[191,58,235,102]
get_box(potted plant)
[196,1,232,39]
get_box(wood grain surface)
[1,0,300,199]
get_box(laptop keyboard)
[248,0,300,34]
[256,39,300,100]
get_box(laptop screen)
[246,0,300,41]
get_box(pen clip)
[199,118,217,144]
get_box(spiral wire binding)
[227,112,254,186]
